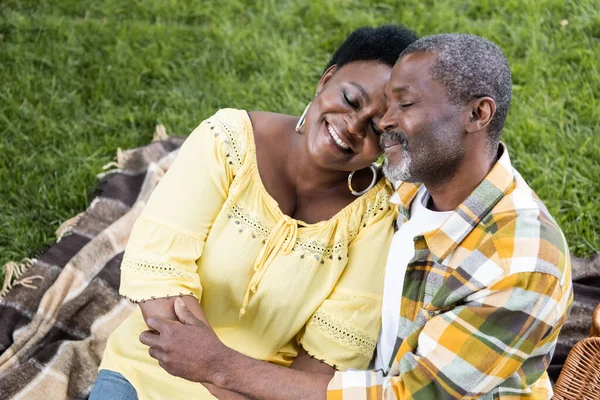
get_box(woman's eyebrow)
[348,82,370,103]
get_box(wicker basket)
[553,303,600,399]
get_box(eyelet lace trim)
[227,203,270,239]
[223,190,391,262]
[120,292,198,304]
[207,113,245,171]
[295,237,349,260]
[120,255,198,281]
[309,310,377,359]
[300,345,339,370]
[224,203,351,260]
[360,192,391,227]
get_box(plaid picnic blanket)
[0,129,598,399]
[0,128,184,399]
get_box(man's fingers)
[174,297,202,326]
[139,329,161,348]
[148,346,167,362]
[145,315,168,332]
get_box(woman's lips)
[326,122,353,153]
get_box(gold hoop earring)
[348,164,378,196]
[295,102,311,133]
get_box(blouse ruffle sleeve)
[119,109,248,302]
[298,191,395,370]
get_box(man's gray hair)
[400,33,512,143]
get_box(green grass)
[1,0,599,285]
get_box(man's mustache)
[380,131,408,150]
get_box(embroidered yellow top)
[99,109,396,400]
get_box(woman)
[91,25,417,399]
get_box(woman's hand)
[139,295,212,331]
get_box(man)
[140,33,572,399]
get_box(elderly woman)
[90,25,417,399]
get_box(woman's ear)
[316,65,338,94]
[466,96,497,134]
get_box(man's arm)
[139,297,254,399]
[389,273,566,398]
[328,214,573,399]
[140,298,333,400]
[202,348,333,400]
[215,347,333,400]
[328,271,569,399]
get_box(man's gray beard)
[382,148,415,183]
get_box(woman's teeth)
[327,123,350,151]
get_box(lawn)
[1,0,599,285]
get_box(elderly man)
[140,33,572,399]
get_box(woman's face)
[301,60,391,172]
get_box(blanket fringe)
[1,127,173,300]
[152,124,168,142]
[97,125,169,180]
[97,147,125,179]
[55,211,86,242]
[0,258,38,299]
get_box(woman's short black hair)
[325,25,418,71]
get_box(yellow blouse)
[100,109,396,400]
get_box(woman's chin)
[308,140,351,170]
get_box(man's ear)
[466,96,496,134]
[316,64,338,94]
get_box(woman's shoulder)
[209,109,295,148]
[247,111,296,138]
[247,110,295,121]
[355,177,396,221]
[328,177,396,237]
[208,108,252,132]
[193,109,252,172]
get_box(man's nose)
[377,108,397,133]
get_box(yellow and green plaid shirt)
[328,144,573,399]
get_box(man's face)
[378,52,466,184]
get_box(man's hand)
[139,298,228,385]
[141,298,331,400]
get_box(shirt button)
[250,285,257,293]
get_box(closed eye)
[343,90,360,109]
[371,121,383,135]
[399,103,414,109]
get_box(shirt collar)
[391,143,515,262]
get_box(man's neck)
[424,148,497,212]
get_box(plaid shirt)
[328,144,573,400]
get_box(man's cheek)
[399,114,420,139]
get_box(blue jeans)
[89,369,139,400]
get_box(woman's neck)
[280,121,351,199]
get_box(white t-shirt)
[374,185,451,372]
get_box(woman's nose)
[346,114,366,139]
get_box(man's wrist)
[209,345,244,389]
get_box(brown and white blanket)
[0,129,598,399]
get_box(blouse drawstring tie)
[239,215,298,316]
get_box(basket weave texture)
[553,304,600,399]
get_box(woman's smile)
[326,121,352,152]
[302,59,392,171]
